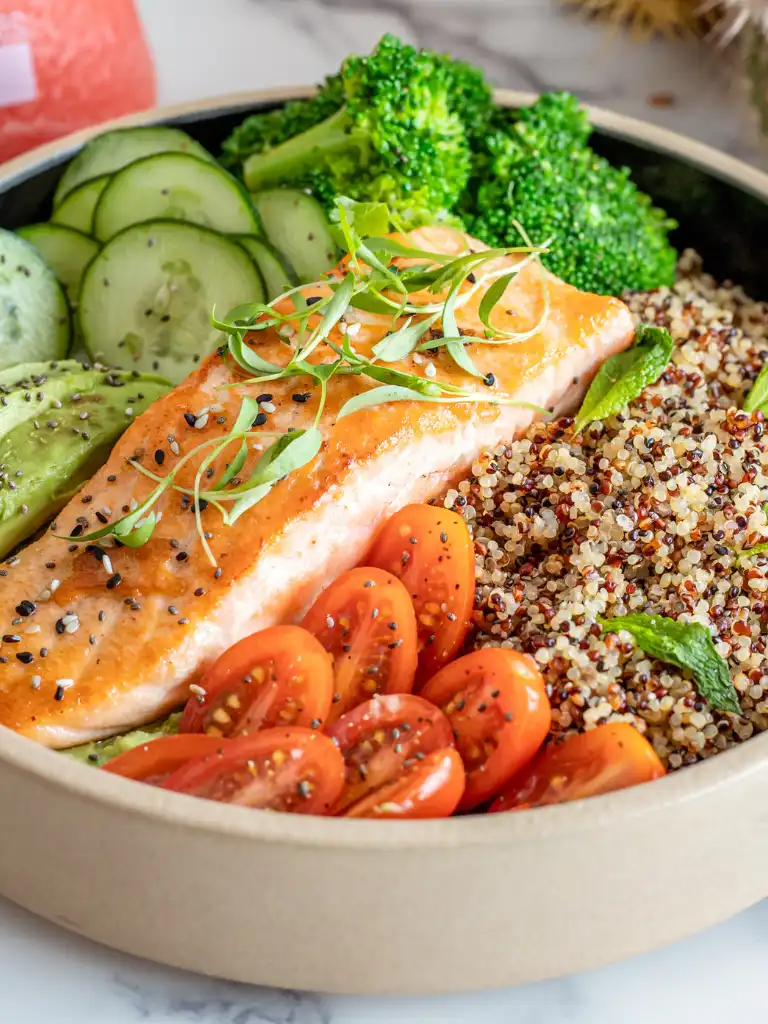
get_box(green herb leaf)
[212,440,248,491]
[599,613,741,715]
[249,427,323,488]
[227,333,284,376]
[222,483,274,526]
[231,396,262,435]
[743,361,768,413]
[735,541,768,565]
[442,276,482,378]
[298,272,355,360]
[331,197,391,241]
[115,512,157,548]
[372,313,441,362]
[337,385,448,419]
[573,325,674,434]
[478,271,517,335]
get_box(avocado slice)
[63,712,183,767]
[0,362,170,558]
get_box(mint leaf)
[599,613,741,715]
[574,325,673,434]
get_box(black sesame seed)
[252,412,268,427]
[183,412,196,427]
[291,393,311,403]
[3,634,20,643]
[483,373,496,387]
[176,551,188,562]
[106,573,122,590]
[15,600,35,617]
[256,393,273,403]
[54,685,65,701]
[154,449,165,466]
[16,651,33,664]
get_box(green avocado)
[0,360,170,558]
[63,712,182,767]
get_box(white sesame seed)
[55,678,74,690]
[30,676,41,689]
[189,683,206,696]
[412,353,424,365]
[261,402,276,413]
[125,408,134,417]
[346,322,361,336]
[102,555,113,576]
[24,624,41,634]
[425,362,437,378]
[194,413,209,429]
[326,615,335,628]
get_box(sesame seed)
[106,573,122,589]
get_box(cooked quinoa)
[445,251,768,769]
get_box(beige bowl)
[0,90,767,996]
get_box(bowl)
[0,89,766,997]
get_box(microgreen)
[63,200,555,565]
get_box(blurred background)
[0,0,765,167]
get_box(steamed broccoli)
[223,34,492,227]
[463,92,678,296]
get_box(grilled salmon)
[0,226,635,746]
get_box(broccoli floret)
[219,74,346,172]
[463,92,678,296]
[234,34,493,227]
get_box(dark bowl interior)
[0,98,765,296]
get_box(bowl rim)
[1,85,766,849]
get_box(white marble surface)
[2,0,767,1020]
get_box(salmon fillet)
[0,227,635,746]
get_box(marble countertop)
[2,1,766,1021]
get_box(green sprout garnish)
[59,198,551,565]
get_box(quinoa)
[445,251,768,769]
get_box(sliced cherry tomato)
[344,748,465,819]
[102,735,225,785]
[489,722,666,813]
[301,567,418,726]
[365,504,474,682]
[420,648,551,811]
[326,693,454,815]
[180,625,333,737]
[163,727,345,814]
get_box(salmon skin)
[0,227,634,747]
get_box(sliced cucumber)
[78,220,265,383]
[17,224,99,305]
[51,176,109,234]
[93,153,260,242]
[54,127,213,207]
[0,229,70,370]
[251,190,337,284]
[235,235,296,300]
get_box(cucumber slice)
[235,235,296,300]
[0,229,70,370]
[93,153,259,242]
[54,127,213,207]
[251,190,337,284]
[78,220,265,383]
[17,224,99,305]
[51,176,109,234]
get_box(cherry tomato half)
[489,722,666,813]
[365,504,474,682]
[420,647,551,811]
[344,748,465,819]
[301,567,418,727]
[103,734,225,785]
[180,625,333,737]
[163,727,345,814]
[326,693,454,815]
